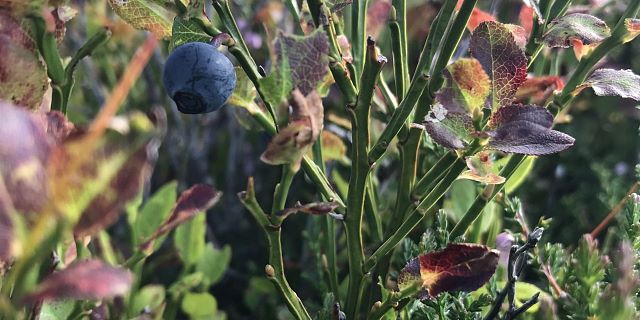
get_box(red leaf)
[519,4,534,35]
[470,21,528,109]
[25,260,132,302]
[515,76,565,105]
[398,243,499,298]
[140,184,221,252]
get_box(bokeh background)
[59,0,639,318]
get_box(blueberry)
[163,42,236,114]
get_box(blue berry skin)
[163,42,236,114]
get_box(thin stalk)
[364,159,468,271]
[312,140,340,300]
[389,6,408,99]
[450,154,525,238]
[344,38,386,320]
[239,179,311,320]
[365,179,384,243]
[212,0,255,68]
[29,14,65,111]
[411,152,458,199]
[351,0,370,87]
[272,165,296,214]
[367,282,420,320]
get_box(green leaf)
[131,285,166,320]
[168,273,205,298]
[444,58,491,114]
[470,21,528,110]
[505,156,535,194]
[169,16,211,51]
[459,152,506,185]
[576,69,640,101]
[258,53,293,109]
[196,243,231,286]
[228,67,259,112]
[444,180,477,221]
[424,104,475,150]
[0,10,48,110]
[38,299,75,320]
[543,13,610,48]
[134,181,177,247]
[174,212,206,266]
[107,0,174,39]
[181,292,218,319]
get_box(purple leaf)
[487,105,574,155]
[576,69,640,101]
[25,260,132,302]
[275,29,330,95]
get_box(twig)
[484,228,544,320]
[590,182,640,238]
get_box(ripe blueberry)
[163,42,236,114]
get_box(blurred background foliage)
[54,0,639,318]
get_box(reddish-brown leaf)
[140,184,221,252]
[25,260,132,302]
[519,4,534,35]
[398,243,499,298]
[470,21,528,109]
[366,0,392,38]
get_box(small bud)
[265,264,275,278]
[371,301,382,311]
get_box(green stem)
[239,179,311,320]
[389,6,407,99]
[350,0,369,87]
[450,154,525,238]
[411,152,458,199]
[364,159,467,271]
[272,165,296,214]
[367,282,420,320]
[344,38,386,320]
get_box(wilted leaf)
[107,0,173,39]
[624,18,640,43]
[445,58,491,114]
[0,101,51,215]
[459,152,505,185]
[140,184,221,252]
[277,201,341,220]
[542,13,610,48]
[470,21,528,109]
[0,10,48,110]
[575,69,640,101]
[261,89,324,170]
[26,260,132,301]
[424,104,474,150]
[169,16,211,51]
[275,29,330,95]
[515,76,564,105]
[397,243,499,298]
[487,104,575,155]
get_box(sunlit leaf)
[70,113,159,237]
[470,21,528,110]
[575,69,640,101]
[624,18,640,43]
[542,13,610,48]
[0,10,48,110]
[181,292,218,318]
[26,260,132,301]
[459,152,506,185]
[275,29,330,95]
[258,51,293,110]
[487,105,575,155]
[107,0,173,39]
[515,76,564,105]
[134,181,177,247]
[505,24,528,48]
[261,89,324,170]
[174,212,206,266]
[424,104,474,150]
[398,243,499,298]
[504,156,536,194]
[445,58,491,114]
[140,184,221,252]
[169,16,211,51]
